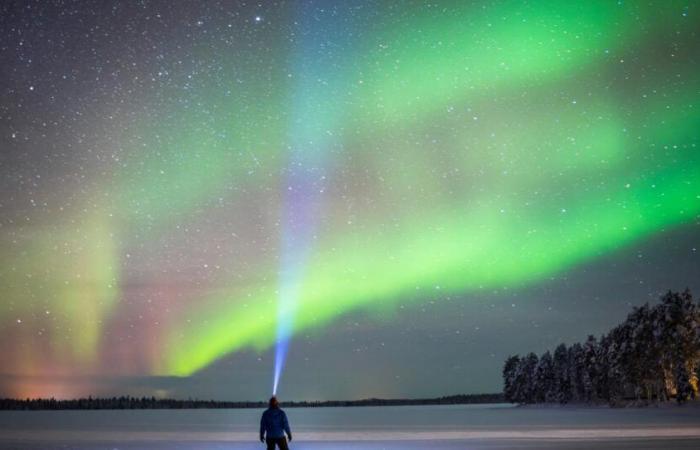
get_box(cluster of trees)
[503,290,699,405]
[0,393,504,410]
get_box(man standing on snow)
[259,396,292,449]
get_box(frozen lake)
[1,403,700,449]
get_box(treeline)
[0,393,503,411]
[0,396,264,410]
[503,290,699,406]
[297,393,504,407]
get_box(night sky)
[1,1,698,401]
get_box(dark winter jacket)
[260,407,291,439]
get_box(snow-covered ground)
[1,403,699,449]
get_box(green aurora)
[157,2,700,375]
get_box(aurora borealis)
[0,1,698,400]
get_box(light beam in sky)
[272,3,341,393]
[274,171,322,395]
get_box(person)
[259,396,292,449]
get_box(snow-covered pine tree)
[520,352,539,404]
[568,343,585,402]
[581,335,599,402]
[552,343,571,404]
[535,351,554,403]
[511,356,529,404]
[657,290,697,403]
[674,363,693,404]
[502,355,521,403]
[598,334,619,404]
[627,304,662,402]
[604,326,628,405]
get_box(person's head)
[269,396,279,408]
